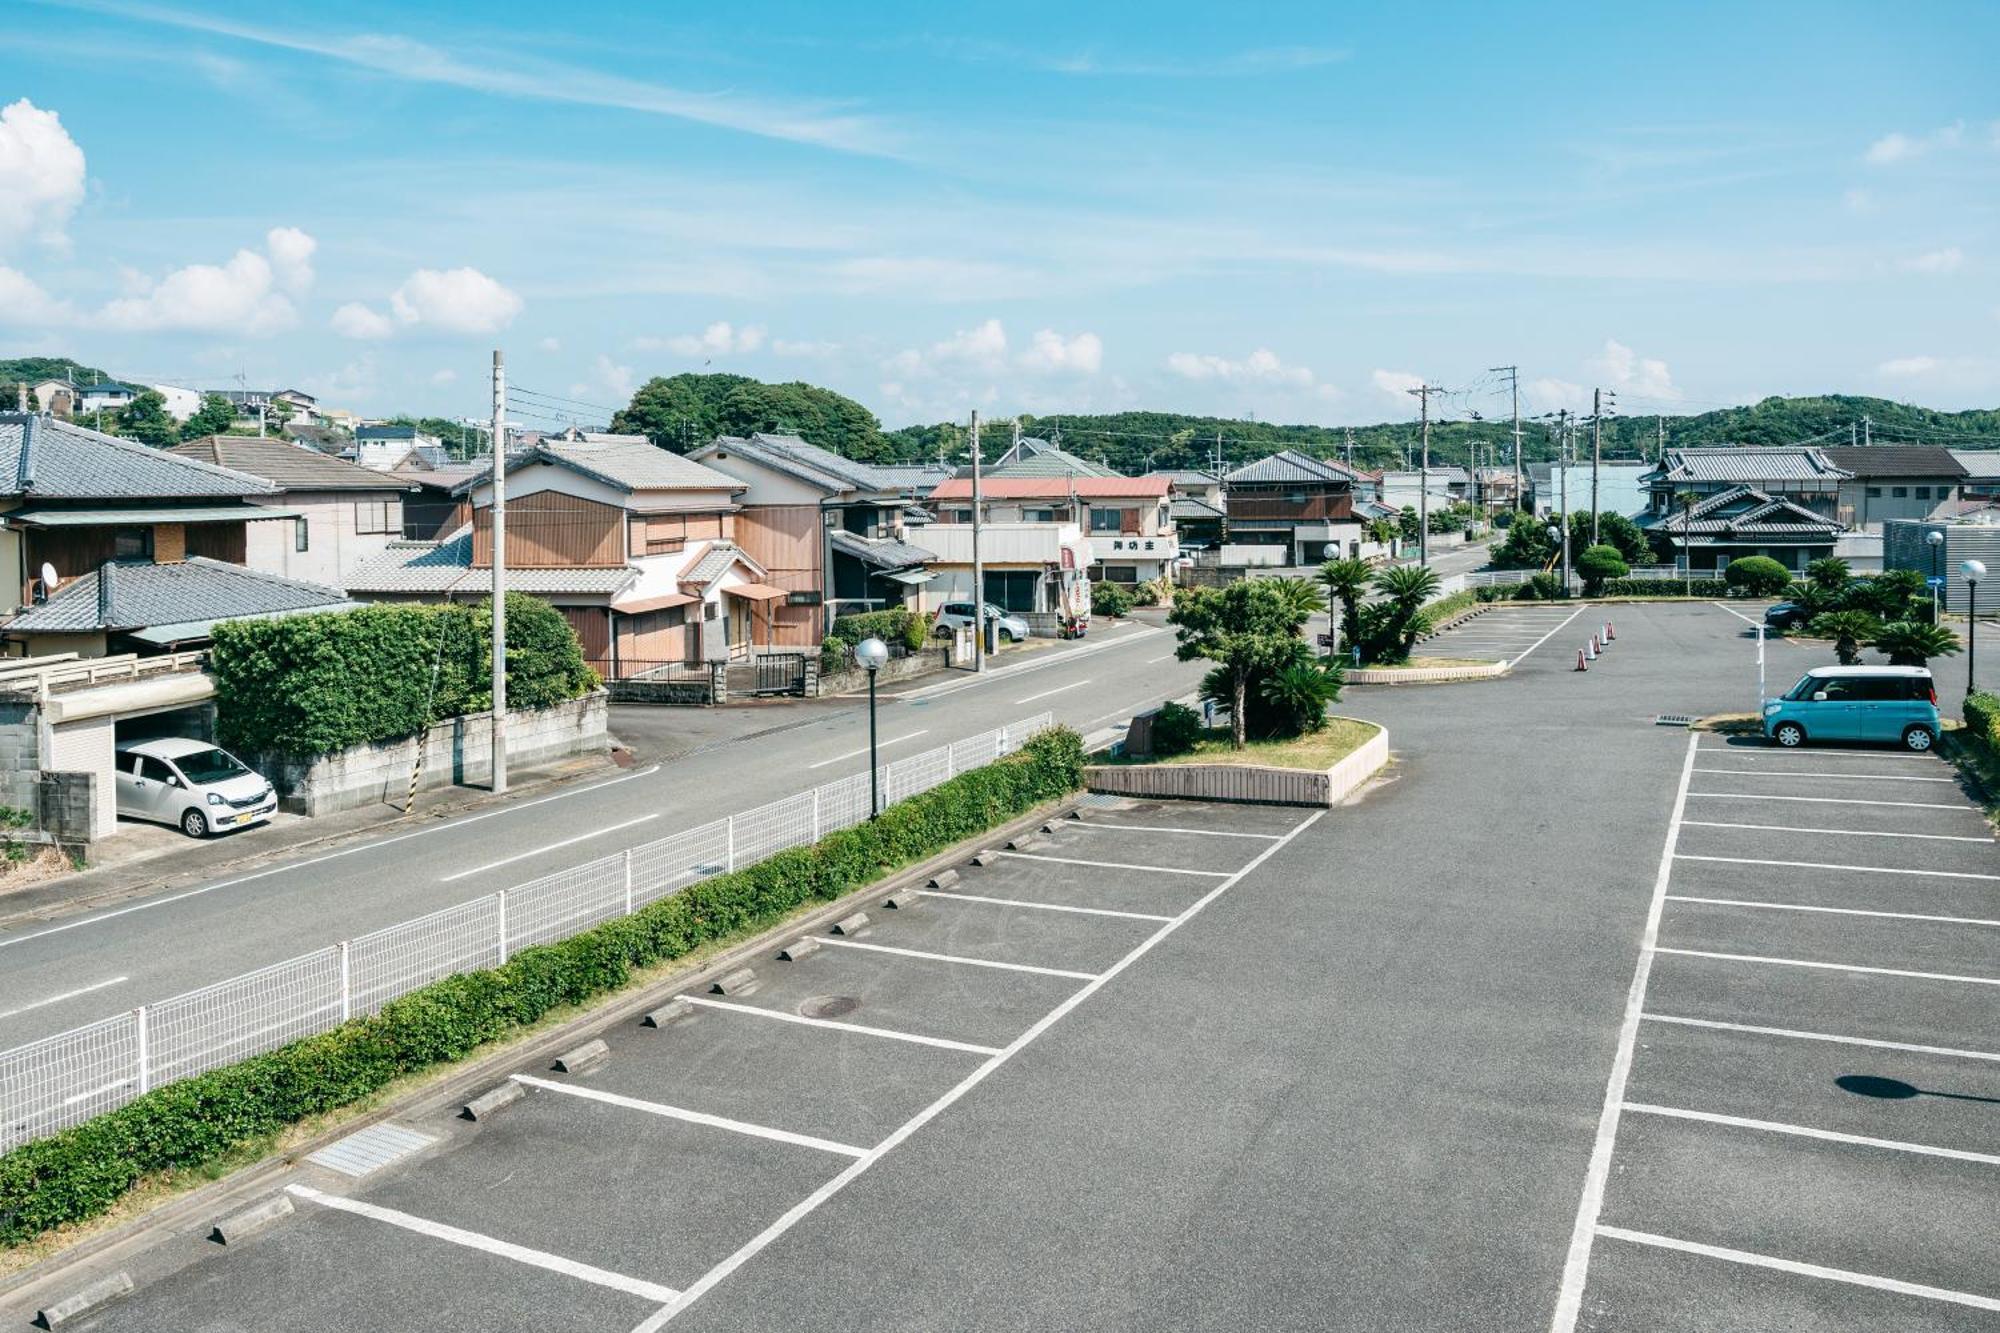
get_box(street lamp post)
[1927,530,1945,624]
[1962,561,1985,699]
[855,636,889,816]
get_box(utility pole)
[1491,364,1522,511]
[1657,415,1666,460]
[490,350,508,794]
[1558,410,1571,592]
[969,410,986,674]
[1407,383,1440,567]
[1850,420,1858,447]
[1863,414,1872,447]
[1590,388,1614,545]
[1344,426,1355,469]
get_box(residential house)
[0,414,353,658]
[1380,466,1468,514]
[169,435,417,587]
[395,461,481,540]
[690,432,941,643]
[1951,450,2000,504]
[29,381,73,418]
[1223,451,1366,565]
[146,384,203,423]
[1162,469,1226,550]
[1527,459,1652,519]
[1637,485,1845,572]
[75,381,141,417]
[344,437,779,676]
[350,424,445,471]
[926,474,1174,594]
[1641,446,1851,522]
[1820,446,1967,530]
[987,435,1121,477]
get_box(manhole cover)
[800,995,860,1020]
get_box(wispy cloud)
[915,34,1346,78]
[35,0,899,155]
[1864,121,1965,165]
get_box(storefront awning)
[723,582,788,601]
[882,568,936,585]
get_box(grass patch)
[1144,718,1377,770]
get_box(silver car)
[933,601,1031,643]
[115,738,277,838]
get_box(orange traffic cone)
[1605,621,1616,641]
[1575,649,1589,671]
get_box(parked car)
[1764,601,1810,631]
[933,601,1030,644]
[114,738,277,837]
[1762,666,1939,751]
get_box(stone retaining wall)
[1084,721,1388,808]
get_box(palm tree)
[1805,557,1851,599]
[1319,558,1373,659]
[1808,610,1880,666]
[1266,577,1326,638]
[1873,620,1961,668]
[1374,563,1442,660]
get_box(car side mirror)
[1812,691,1829,702]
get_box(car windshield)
[1787,675,1821,700]
[172,747,251,785]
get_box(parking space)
[1558,731,2000,1331]
[1418,602,1584,668]
[53,797,1315,1333]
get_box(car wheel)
[180,808,210,838]
[1902,725,1935,753]
[999,629,1017,644]
[1772,722,1806,748]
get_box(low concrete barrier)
[1084,721,1388,808]
[1347,661,1507,685]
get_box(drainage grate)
[1654,714,1695,728]
[800,995,860,1020]
[307,1123,436,1178]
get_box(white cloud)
[1841,187,1875,214]
[1525,377,1588,413]
[539,335,562,352]
[653,320,766,358]
[430,368,458,386]
[885,318,1010,379]
[1370,369,1424,400]
[1169,348,1321,391]
[264,225,316,294]
[1878,355,1939,377]
[331,301,395,340]
[0,100,86,253]
[1019,328,1103,375]
[389,267,523,334]
[1587,339,1678,399]
[587,352,634,401]
[0,266,76,326]
[97,233,310,336]
[772,338,839,358]
[1865,121,1965,165]
[1898,246,1964,274]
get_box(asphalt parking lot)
[1557,731,2000,1331]
[1420,602,1590,669]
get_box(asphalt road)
[0,617,1206,1049]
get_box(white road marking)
[1641,1013,2000,1064]
[0,763,665,952]
[1666,895,2000,928]
[1681,819,1990,843]
[1692,768,1954,783]
[438,814,661,882]
[804,730,930,770]
[1145,654,1176,664]
[1656,947,2000,987]
[998,851,1231,877]
[1675,853,2000,882]
[511,1075,866,1157]
[917,890,1175,923]
[1502,607,1585,667]
[1595,1226,2000,1314]
[1686,791,1972,811]
[285,1184,680,1302]
[1695,743,1932,760]
[1068,822,1281,840]
[1622,1101,2000,1166]
[634,809,1327,1331]
[813,936,1099,980]
[1016,679,1091,705]
[900,626,1164,702]
[674,995,1000,1056]
[1551,731,1697,1333]
[0,975,127,1021]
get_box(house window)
[354,500,395,534]
[1089,508,1123,533]
[1865,486,1882,498]
[112,527,151,560]
[294,517,309,552]
[665,606,687,628]
[1891,486,1908,499]
[1914,486,1931,499]
[1024,508,1056,523]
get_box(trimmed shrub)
[1965,691,2000,745]
[1149,701,1203,757]
[0,727,1087,1246]
[1723,556,1792,598]
[819,635,850,674]
[1576,543,1629,595]
[211,595,597,757]
[830,608,926,652]
[1091,580,1134,618]
[1596,577,1729,598]
[1519,572,1567,601]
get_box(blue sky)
[2,0,1997,431]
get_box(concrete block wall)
[0,699,40,815]
[37,770,97,842]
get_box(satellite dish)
[39,563,58,592]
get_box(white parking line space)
[812,935,1101,980]
[1640,1013,2000,1063]
[997,850,1230,877]
[915,890,1175,923]
[1664,894,2000,928]
[1071,822,1281,840]
[1681,818,1989,842]
[1595,1227,2000,1316]
[512,1075,869,1158]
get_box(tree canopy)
[610,373,893,460]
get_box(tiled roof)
[522,439,745,494]
[680,540,765,587]
[694,433,919,494]
[1161,469,1223,487]
[1637,486,1842,538]
[870,463,955,490]
[0,413,274,500]
[169,436,414,492]
[1649,446,1852,484]
[341,532,636,596]
[928,476,1170,500]
[1951,450,2000,479]
[1820,446,1968,480]
[990,446,1121,479]
[7,556,350,633]
[828,529,935,569]
[1170,496,1225,521]
[1225,450,1365,485]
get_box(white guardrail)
[0,713,1055,1152]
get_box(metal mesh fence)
[0,713,1052,1151]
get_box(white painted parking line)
[1655,947,2000,987]
[805,730,929,770]
[675,995,999,1055]
[813,935,1099,980]
[1666,895,2000,928]
[998,851,1231,877]
[1641,1013,2000,1064]
[1502,607,1584,667]
[1675,853,2000,882]
[1623,1102,2000,1166]
[1687,792,1971,811]
[918,890,1175,923]
[1016,679,1091,705]
[1681,819,1990,843]
[634,809,1326,1331]
[439,814,661,883]
[1696,743,1933,760]
[1692,768,1955,783]
[1595,1226,2000,1315]
[285,1183,681,1303]
[0,975,127,1021]
[1551,732,1698,1333]
[511,1074,867,1158]
[1069,821,1281,840]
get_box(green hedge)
[1965,691,2000,746]
[829,608,927,652]
[211,595,598,756]
[0,727,1085,1246]
[1596,578,1730,598]
[1419,588,1477,630]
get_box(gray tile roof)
[1169,496,1225,521]
[694,433,906,494]
[7,556,350,633]
[680,540,763,586]
[1161,469,1223,487]
[869,463,956,491]
[0,413,274,500]
[342,532,636,597]
[169,436,414,492]
[1952,450,2000,479]
[1637,486,1842,538]
[524,438,745,494]
[828,529,935,569]
[990,446,1121,479]
[1225,450,1364,485]
[1649,446,1852,484]
[1820,446,1968,480]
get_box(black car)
[1764,601,1809,630]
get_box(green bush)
[1723,556,1793,598]
[1256,661,1344,737]
[1421,589,1477,627]
[0,727,1086,1246]
[819,635,850,674]
[1965,691,2000,745]
[1091,581,1134,618]
[1131,580,1163,608]
[1520,572,1567,601]
[1149,701,1203,757]
[1596,577,1729,598]
[1576,544,1629,595]
[830,608,926,652]
[211,595,598,757]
